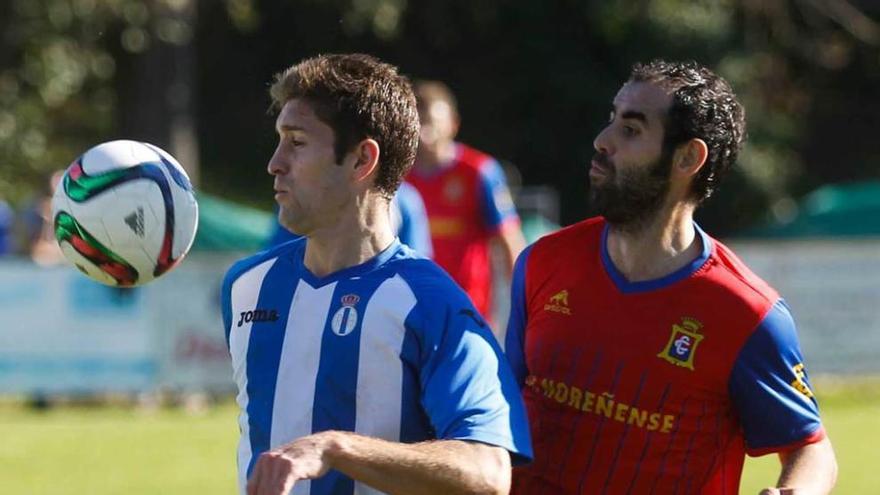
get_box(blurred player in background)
[221,53,531,495]
[266,180,432,258]
[19,170,65,265]
[0,195,12,256]
[407,80,525,327]
[504,60,837,494]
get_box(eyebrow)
[276,124,307,134]
[619,110,647,123]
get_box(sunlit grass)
[0,399,239,494]
[741,377,879,494]
[0,377,874,494]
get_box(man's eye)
[623,126,638,137]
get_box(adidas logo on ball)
[125,207,145,238]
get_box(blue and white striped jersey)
[221,238,532,495]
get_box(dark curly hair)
[269,53,420,198]
[629,60,746,203]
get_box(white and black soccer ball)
[51,140,199,286]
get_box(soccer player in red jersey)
[407,81,525,326]
[504,60,837,494]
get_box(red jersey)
[504,218,825,494]
[407,143,519,319]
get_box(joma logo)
[237,309,280,327]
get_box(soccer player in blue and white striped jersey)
[221,54,532,495]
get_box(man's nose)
[593,125,613,155]
[267,146,286,176]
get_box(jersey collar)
[600,221,713,294]
[296,238,404,287]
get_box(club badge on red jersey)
[657,317,704,370]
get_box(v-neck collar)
[600,222,712,294]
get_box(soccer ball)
[51,140,199,287]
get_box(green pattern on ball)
[54,211,139,276]
[64,167,130,202]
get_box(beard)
[589,149,673,232]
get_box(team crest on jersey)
[657,317,704,370]
[330,294,360,336]
[544,289,571,315]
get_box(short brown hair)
[270,54,420,197]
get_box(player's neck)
[303,198,396,278]
[605,202,701,283]
[413,141,457,174]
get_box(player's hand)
[246,431,338,495]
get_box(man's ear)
[673,138,708,178]
[351,139,381,183]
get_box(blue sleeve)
[393,182,433,258]
[728,299,824,455]
[477,159,519,231]
[504,244,533,388]
[415,290,533,463]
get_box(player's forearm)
[492,225,525,277]
[325,431,511,495]
[774,437,837,494]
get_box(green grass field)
[1,379,875,494]
[740,378,878,494]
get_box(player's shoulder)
[387,253,489,338]
[528,216,604,261]
[397,180,419,197]
[453,142,498,173]
[512,218,604,294]
[384,248,476,323]
[387,251,471,305]
[223,237,304,289]
[394,181,423,209]
[701,234,780,316]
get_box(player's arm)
[729,300,837,494]
[247,432,509,495]
[503,244,533,386]
[491,222,526,277]
[757,436,837,495]
[478,159,524,277]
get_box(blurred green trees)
[0,0,196,203]
[1,0,117,203]
[2,0,878,235]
